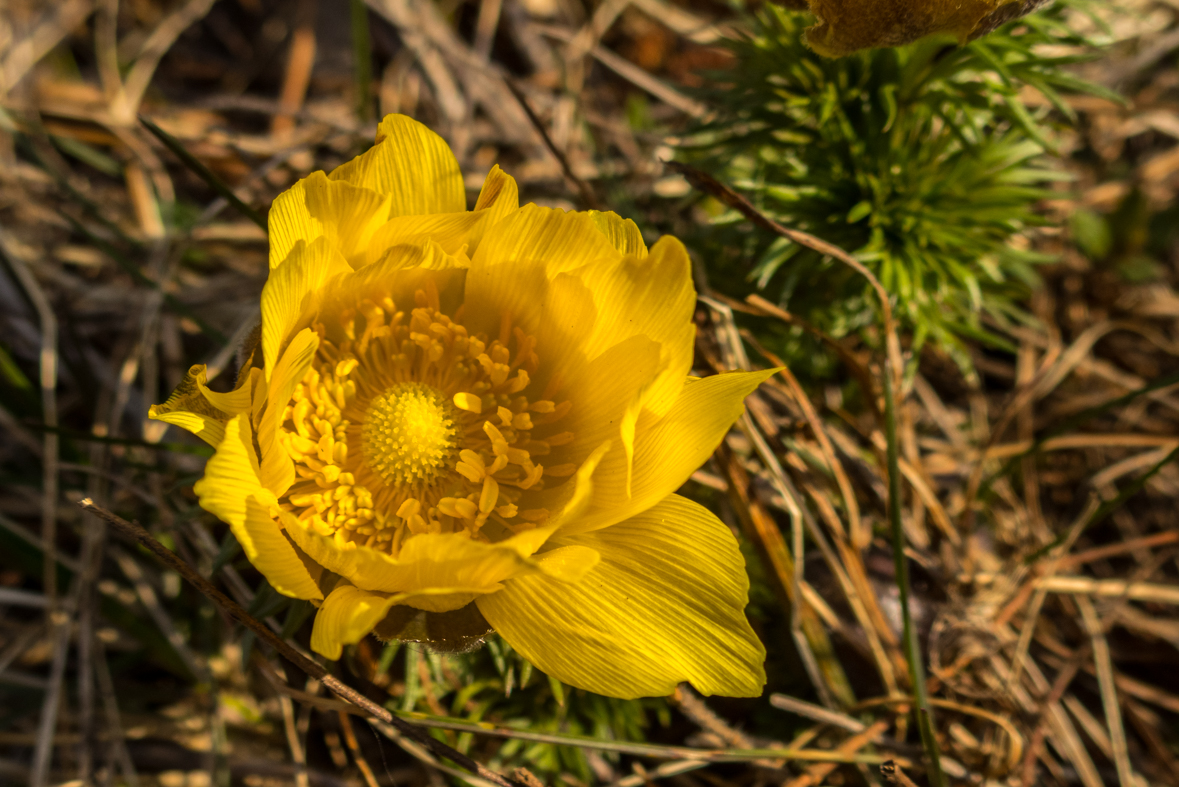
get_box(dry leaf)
[794,0,1054,57]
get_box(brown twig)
[76,497,526,787]
[1019,643,1092,786]
[666,161,902,398]
[881,759,920,787]
[505,79,601,210]
[670,685,755,749]
[742,294,883,428]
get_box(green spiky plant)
[680,1,1113,372]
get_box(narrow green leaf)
[139,115,267,231]
[884,367,947,787]
[1024,446,1179,564]
[351,0,374,123]
[60,213,230,345]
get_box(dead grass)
[1,0,1178,786]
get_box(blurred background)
[1,0,1179,785]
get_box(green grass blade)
[351,0,374,123]
[1024,445,1179,564]
[139,115,267,232]
[986,368,1179,494]
[884,371,947,787]
[60,213,229,345]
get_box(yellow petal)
[540,333,662,500]
[193,413,323,600]
[282,524,519,600]
[474,164,519,214]
[467,164,519,254]
[362,213,483,267]
[268,178,312,270]
[150,410,225,447]
[565,369,777,536]
[466,210,693,430]
[279,441,612,598]
[356,165,519,267]
[470,204,617,280]
[570,235,696,418]
[148,364,230,446]
[588,210,647,258]
[260,237,350,375]
[257,328,319,495]
[326,240,468,320]
[304,171,393,264]
[268,172,392,269]
[478,494,765,699]
[328,114,465,217]
[463,206,619,393]
[197,367,260,416]
[310,584,399,659]
[532,544,600,583]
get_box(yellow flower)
[795,0,1047,57]
[151,115,771,699]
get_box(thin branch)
[259,674,909,766]
[505,80,601,210]
[75,498,526,787]
[665,161,901,375]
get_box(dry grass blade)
[337,710,381,787]
[723,448,856,709]
[1076,596,1136,787]
[76,498,529,787]
[534,25,708,117]
[769,694,866,733]
[28,621,71,787]
[738,331,864,547]
[269,678,910,765]
[94,640,141,787]
[783,718,890,787]
[0,0,94,92]
[116,0,218,122]
[678,161,945,787]
[0,229,59,615]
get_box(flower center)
[276,286,576,557]
[362,383,457,486]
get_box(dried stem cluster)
[0,0,1178,786]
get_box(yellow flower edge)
[151,114,772,699]
[799,0,1031,57]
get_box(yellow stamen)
[362,382,457,486]
[278,291,575,557]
